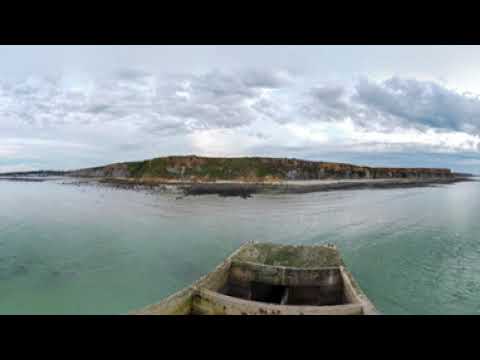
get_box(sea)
[0,178,479,314]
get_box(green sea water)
[1,179,479,314]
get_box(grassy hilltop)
[68,155,453,182]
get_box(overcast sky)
[2,45,480,173]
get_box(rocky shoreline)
[184,177,475,198]
[69,176,475,198]
[0,177,47,182]
[0,174,474,197]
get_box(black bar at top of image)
[2,4,480,45]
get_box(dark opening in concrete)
[220,280,347,306]
[285,285,345,306]
[250,282,287,304]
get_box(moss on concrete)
[234,243,343,268]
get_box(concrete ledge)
[229,260,343,287]
[193,288,364,315]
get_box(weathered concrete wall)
[130,242,379,315]
[229,261,342,287]
[339,266,378,315]
[131,286,194,315]
[224,261,346,306]
[192,289,363,315]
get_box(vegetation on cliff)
[68,155,454,182]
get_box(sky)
[2,45,480,173]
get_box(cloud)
[297,77,480,135]
[85,104,112,114]
[353,77,480,132]
[3,72,480,143]
[0,67,302,170]
[188,128,266,156]
[3,63,480,174]
[241,69,293,88]
[310,85,347,108]
[300,85,352,123]
[0,68,296,134]
[115,68,152,81]
[142,69,294,133]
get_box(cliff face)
[67,155,453,182]
[70,164,130,178]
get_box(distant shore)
[0,171,475,198]
[1,156,475,198]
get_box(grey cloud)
[297,77,480,134]
[7,71,480,138]
[354,77,480,132]
[7,65,480,172]
[0,68,298,135]
[241,69,291,88]
[251,97,292,124]
[310,85,347,109]
[115,68,152,81]
[300,84,356,123]
[143,119,191,136]
[86,104,111,114]
[188,71,255,98]
[247,131,269,140]
[115,143,144,152]
[144,69,289,132]
[13,84,37,96]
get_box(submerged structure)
[131,242,379,315]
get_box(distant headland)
[0,155,475,197]
[70,155,462,180]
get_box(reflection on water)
[1,179,480,314]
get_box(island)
[1,155,473,198]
